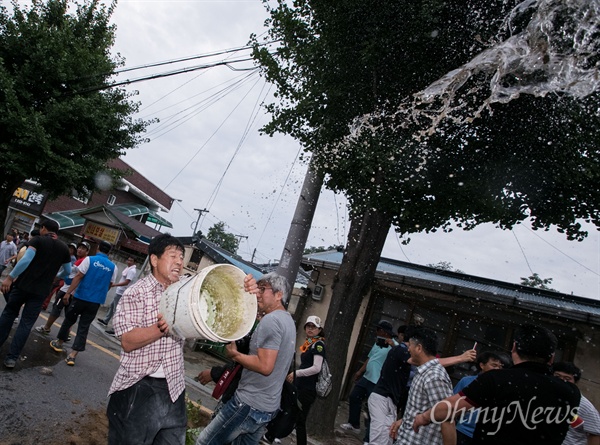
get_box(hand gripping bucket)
[160,264,257,342]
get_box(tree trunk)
[307,206,392,439]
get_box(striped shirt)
[108,273,185,402]
[398,358,453,445]
[563,395,600,445]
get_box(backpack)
[265,380,299,439]
[313,342,333,398]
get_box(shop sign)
[10,183,48,214]
[83,221,120,244]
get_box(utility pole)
[192,208,209,238]
[276,156,324,294]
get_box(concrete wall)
[573,323,600,407]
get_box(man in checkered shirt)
[107,234,187,444]
[389,327,456,445]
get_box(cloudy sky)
[102,0,599,299]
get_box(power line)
[511,229,534,275]
[73,56,259,95]
[138,50,254,116]
[112,44,263,75]
[203,80,271,210]
[162,74,263,189]
[519,224,599,276]
[395,230,412,262]
[145,71,258,140]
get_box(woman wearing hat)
[285,315,327,445]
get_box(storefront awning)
[147,210,173,229]
[110,203,149,217]
[44,209,86,230]
[45,203,173,230]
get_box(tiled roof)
[303,250,600,324]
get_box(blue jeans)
[197,393,278,445]
[0,287,45,360]
[348,376,375,442]
[103,292,123,323]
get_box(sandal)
[65,356,76,366]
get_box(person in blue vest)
[49,240,117,366]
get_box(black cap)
[376,320,394,337]
[99,240,112,253]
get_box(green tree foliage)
[0,0,150,231]
[303,245,343,255]
[206,222,239,255]
[426,261,465,274]
[251,0,599,437]
[520,273,555,291]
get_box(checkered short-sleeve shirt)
[398,358,453,445]
[108,273,185,402]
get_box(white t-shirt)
[115,265,137,296]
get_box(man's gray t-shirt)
[236,309,296,412]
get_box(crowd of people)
[1,227,599,445]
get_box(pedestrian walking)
[49,240,117,366]
[35,241,90,336]
[341,319,398,443]
[99,256,137,334]
[0,234,17,277]
[0,219,71,368]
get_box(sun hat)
[305,315,322,329]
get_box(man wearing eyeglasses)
[197,272,296,445]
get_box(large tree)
[206,221,240,255]
[251,0,600,438]
[0,0,149,231]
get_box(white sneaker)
[34,325,50,335]
[340,423,361,433]
[274,440,281,444]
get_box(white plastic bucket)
[160,264,257,342]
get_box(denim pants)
[57,297,100,352]
[103,292,123,324]
[107,377,187,445]
[0,287,45,360]
[348,376,375,442]
[347,377,375,427]
[197,393,278,445]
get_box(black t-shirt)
[372,343,411,408]
[460,361,581,445]
[295,340,325,391]
[15,234,70,296]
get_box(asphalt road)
[0,301,361,445]
[0,302,209,445]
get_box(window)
[72,187,91,204]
